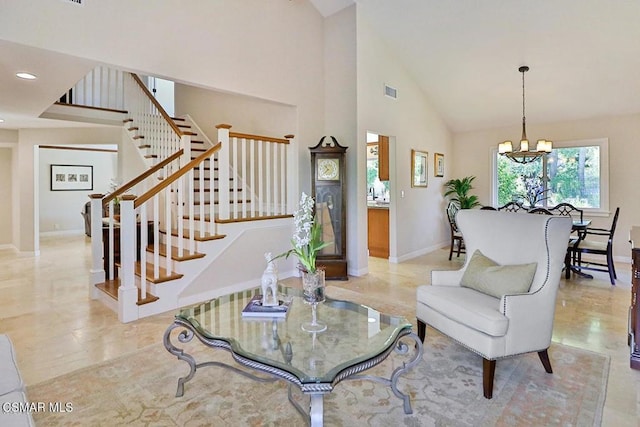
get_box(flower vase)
[301,269,327,333]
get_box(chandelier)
[498,66,552,164]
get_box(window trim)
[490,138,610,216]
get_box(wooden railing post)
[118,195,138,323]
[89,194,105,298]
[217,124,232,220]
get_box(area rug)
[27,329,608,426]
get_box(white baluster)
[216,124,231,220]
[250,139,256,217]
[241,137,247,218]
[258,140,264,216]
[266,140,271,215]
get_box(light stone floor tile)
[0,234,639,425]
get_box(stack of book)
[241,295,292,318]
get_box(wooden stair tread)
[139,144,151,149]
[95,279,159,305]
[134,261,183,284]
[146,244,205,261]
[191,200,251,206]
[182,212,287,223]
[216,213,293,224]
[161,228,226,241]
[133,135,145,140]
[128,127,139,131]
[172,117,186,122]
[190,157,217,162]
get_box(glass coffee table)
[163,285,423,426]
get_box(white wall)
[357,10,454,265]
[174,85,296,143]
[0,0,325,253]
[324,6,359,274]
[0,129,20,247]
[453,112,640,259]
[0,148,12,246]
[39,147,117,233]
[16,127,121,250]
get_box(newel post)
[89,194,105,298]
[118,194,138,323]
[216,123,231,220]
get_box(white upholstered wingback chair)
[416,210,572,399]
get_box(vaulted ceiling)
[1,1,639,133]
[315,0,640,132]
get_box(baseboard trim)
[391,241,448,263]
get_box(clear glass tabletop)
[175,285,412,385]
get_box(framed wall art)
[434,152,444,177]
[411,149,428,187]
[50,164,93,191]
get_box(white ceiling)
[2,1,640,133]
[0,39,101,129]
[317,0,640,132]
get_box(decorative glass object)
[301,269,327,332]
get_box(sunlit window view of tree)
[497,146,600,208]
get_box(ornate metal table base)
[164,319,424,426]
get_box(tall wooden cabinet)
[310,136,348,280]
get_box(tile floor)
[1,234,639,425]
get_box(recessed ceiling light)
[16,72,37,80]
[0,118,4,123]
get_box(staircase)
[56,66,297,322]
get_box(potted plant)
[443,176,480,209]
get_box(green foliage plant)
[443,176,481,209]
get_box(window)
[493,138,609,213]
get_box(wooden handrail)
[229,131,291,144]
[103,149,183,205]
[130,73,184,138]
[135,143,222,208]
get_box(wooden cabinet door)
[367,208,389,258]
[378,135,389,181]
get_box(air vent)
[62,0,84,5]
[384,84,397,100]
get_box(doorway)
[366,132,390,258]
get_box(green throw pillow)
[460,250,537,298]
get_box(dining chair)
[548,203,584,222]
[547,203,586,278]
[571,207,620,285]
[528,207,552,215]
[447,202,465,261]
[497,201,527,213]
